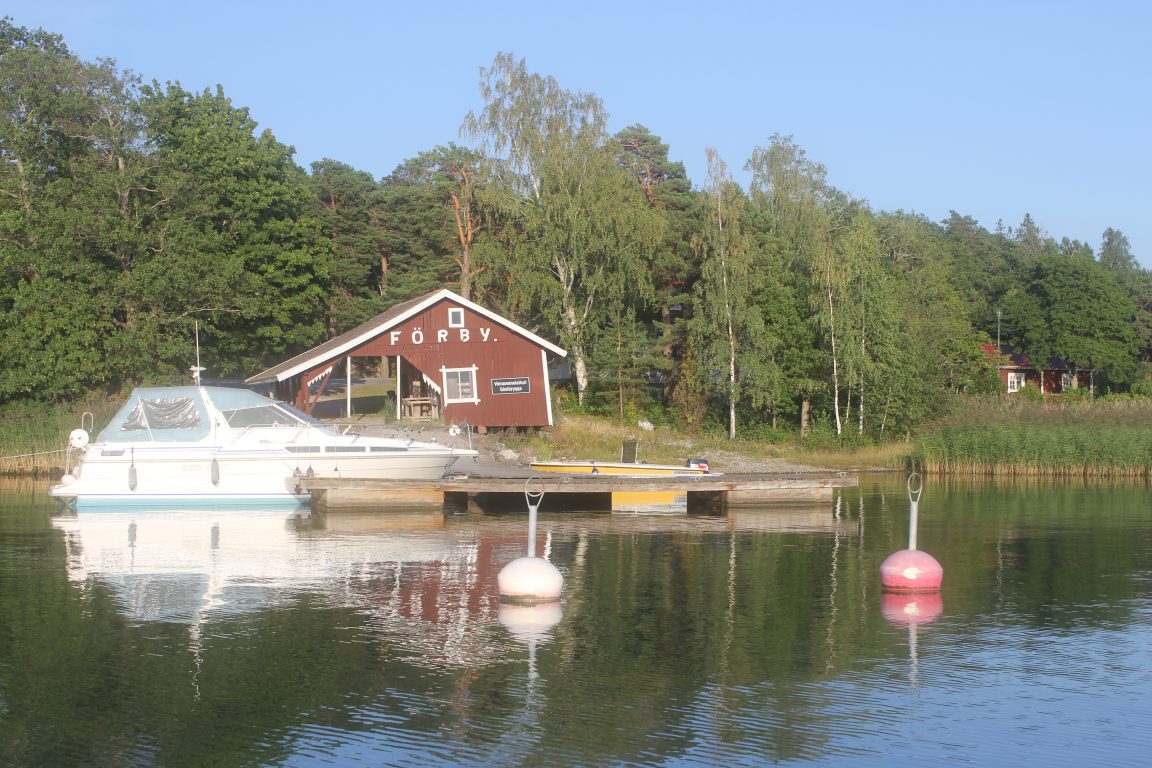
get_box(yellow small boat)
[528,460,709,476]
[529,456,711,510]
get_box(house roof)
[246,289,567,384]
[980,343,1085,371]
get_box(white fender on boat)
[69,428,89,449]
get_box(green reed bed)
[0,397,117,477]
[914,396,1152,477]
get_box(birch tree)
[691,148,772,439]
[746,135,831,434]
[463,53,662,404]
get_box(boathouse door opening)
[396,356,440,422]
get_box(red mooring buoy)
[880,548,944,592]
[881,473,943,593]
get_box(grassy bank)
[911,396,1152,478]
[491,413,908,472]
[0,397,118,477]
[492,414,772,466]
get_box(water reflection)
[52,508,457,623]
[882,592,944,687]
[0,479,1148,766]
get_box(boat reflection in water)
[49,505,544,678]
[52,507,460,622]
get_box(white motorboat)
[49,385,477,508]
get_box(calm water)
[0,476,1149,767]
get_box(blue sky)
[7,1,1150,265]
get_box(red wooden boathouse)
[246,289,567,430]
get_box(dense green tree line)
[2,23,1148,439]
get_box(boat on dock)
[528,460,710,476]
[50,385,477,508]
[529,448,711,510]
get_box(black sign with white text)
[491,377,531,395]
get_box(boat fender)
[211,458,220,486]
[128,448,138,492]
[69,428,89,449]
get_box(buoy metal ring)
[907,472,922,502]
[524,475,545,503]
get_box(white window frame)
[1061,372,1074,391]
[448,307,465,328]
[442,365,479,404]
[1007,372,1025,393]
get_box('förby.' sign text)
[388,328,493,345]
[491,377,531,395]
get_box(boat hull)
[52,446,472,508]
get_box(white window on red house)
[1008,372,1025,393]
[448,307,465,328]
[1061,372,1074,391]
[443,367,479,403]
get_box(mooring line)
[0,448,67,462]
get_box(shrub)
[1017,383,1045,402]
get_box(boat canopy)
[98,386,321,443]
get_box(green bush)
[1129,379,1152,399]
[1017,383,1045,402]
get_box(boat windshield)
[219,401,334,431]
[219,405,301,428]
[277,401,329,427]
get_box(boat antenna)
[190,321,206,385]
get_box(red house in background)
[981,343,1093,395]
[247,289,567,430]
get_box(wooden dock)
[298,471,858,515]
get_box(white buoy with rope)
[880,472,943,593]
[498,477,563,604]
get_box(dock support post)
[687,490,727,516]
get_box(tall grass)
[912,396,1152,478]
[791,442,910,471]
[0,396,119,477]
[496,414,702,465]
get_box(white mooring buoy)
[498,477,563,604]
[880,472,943,593]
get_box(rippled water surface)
[1,477,1149,767]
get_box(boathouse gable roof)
[245,289,566,384]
